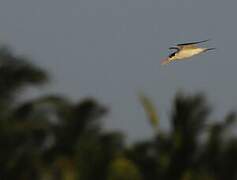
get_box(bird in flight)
[161,39,215,65]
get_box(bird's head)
[161,52,177,65]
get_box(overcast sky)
[1,0,237,141]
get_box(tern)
[161,39,215,65]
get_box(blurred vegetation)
[0,46,237,180]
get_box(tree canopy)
[0,46,236,180]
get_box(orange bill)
[161,57,170,65]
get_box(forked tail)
[204,48,216,52]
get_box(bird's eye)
[169,52,176,58]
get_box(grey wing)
[169,47,180,50]
[177,39,211,46]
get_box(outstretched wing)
[169,47,180,50]
[177,39,210,47]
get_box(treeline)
[0,47,236,180]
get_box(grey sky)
[1,0,237,141]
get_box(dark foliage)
[0,47,236,180]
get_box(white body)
[174,48,205,60]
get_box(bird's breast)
[176,49,204,59]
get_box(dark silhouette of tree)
[0,46,48,179]
[0,46,237,180]
[129,93,237,180]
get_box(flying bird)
[161,39,215,65]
